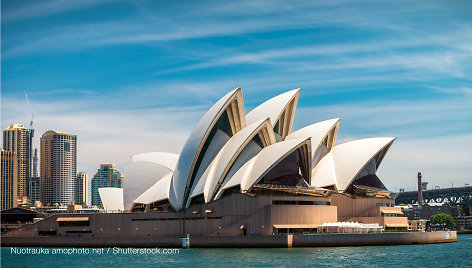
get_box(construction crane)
[24,90,35,136]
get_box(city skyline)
[1,0,471,193]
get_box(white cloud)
[4,0,471,60]
[2,0,117,22]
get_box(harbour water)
[2,234,471,267]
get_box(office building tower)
[32,148,39,177]
[28,177,40,203]
[91,163,123,206]
[76,172,89,206]
[3,123,33,197]
[40,130,77,206]
[1,151,18,210]
[29,148,40,203]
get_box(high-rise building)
[3,123,33,197]
[29,148,40,203]
[1,151,18,210]
[76,172,89,206]
[40,130,77,206]
[91,163,123,206]
[28,177,40,203]
[32,148,39,177]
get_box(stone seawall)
[1,231,456,248]
[293,231,457,247]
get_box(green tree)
[430,213,456,230]
[459,196,472,216]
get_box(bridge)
[395,186,472,205]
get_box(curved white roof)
[311,137,395,192]
[98,187,124,211]
[123,160,173,209]
[132,152,179,171]
[171,88,245,210]
[129,88,399,211]
[285,118,340,158]
[246,89,300,137]
[201,119,275,203]
[215,138,311,200]
[132,171,172,206]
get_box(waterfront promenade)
[1,231,456,248]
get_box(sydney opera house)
[5,88,407,238]
[125,87,407,235]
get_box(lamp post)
[136,227,139,236]
[118,227,120,236]
[218,226,222,236]
[262,225,265,235]
[100,228,103,236]
[154,227,157,237]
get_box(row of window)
[382,213,400,217]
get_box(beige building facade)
[3,192,405,237]
[2,124,33,197]
[40,130,77,206]
[76,172,89,206]
[1,151,18,210]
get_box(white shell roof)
[98,187,124,211]
[132,152,179,171]
[129,88,398,212]
[215,138,311,199]
[186,120,273,207]
[202,119,275,203]
[132,171,172,206]
[285,118,340,158]
[246,88,300,127]
[171,88,243,210]
[311,137,395,192]
[123,161,170,209]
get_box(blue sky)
[2,0,471,194]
